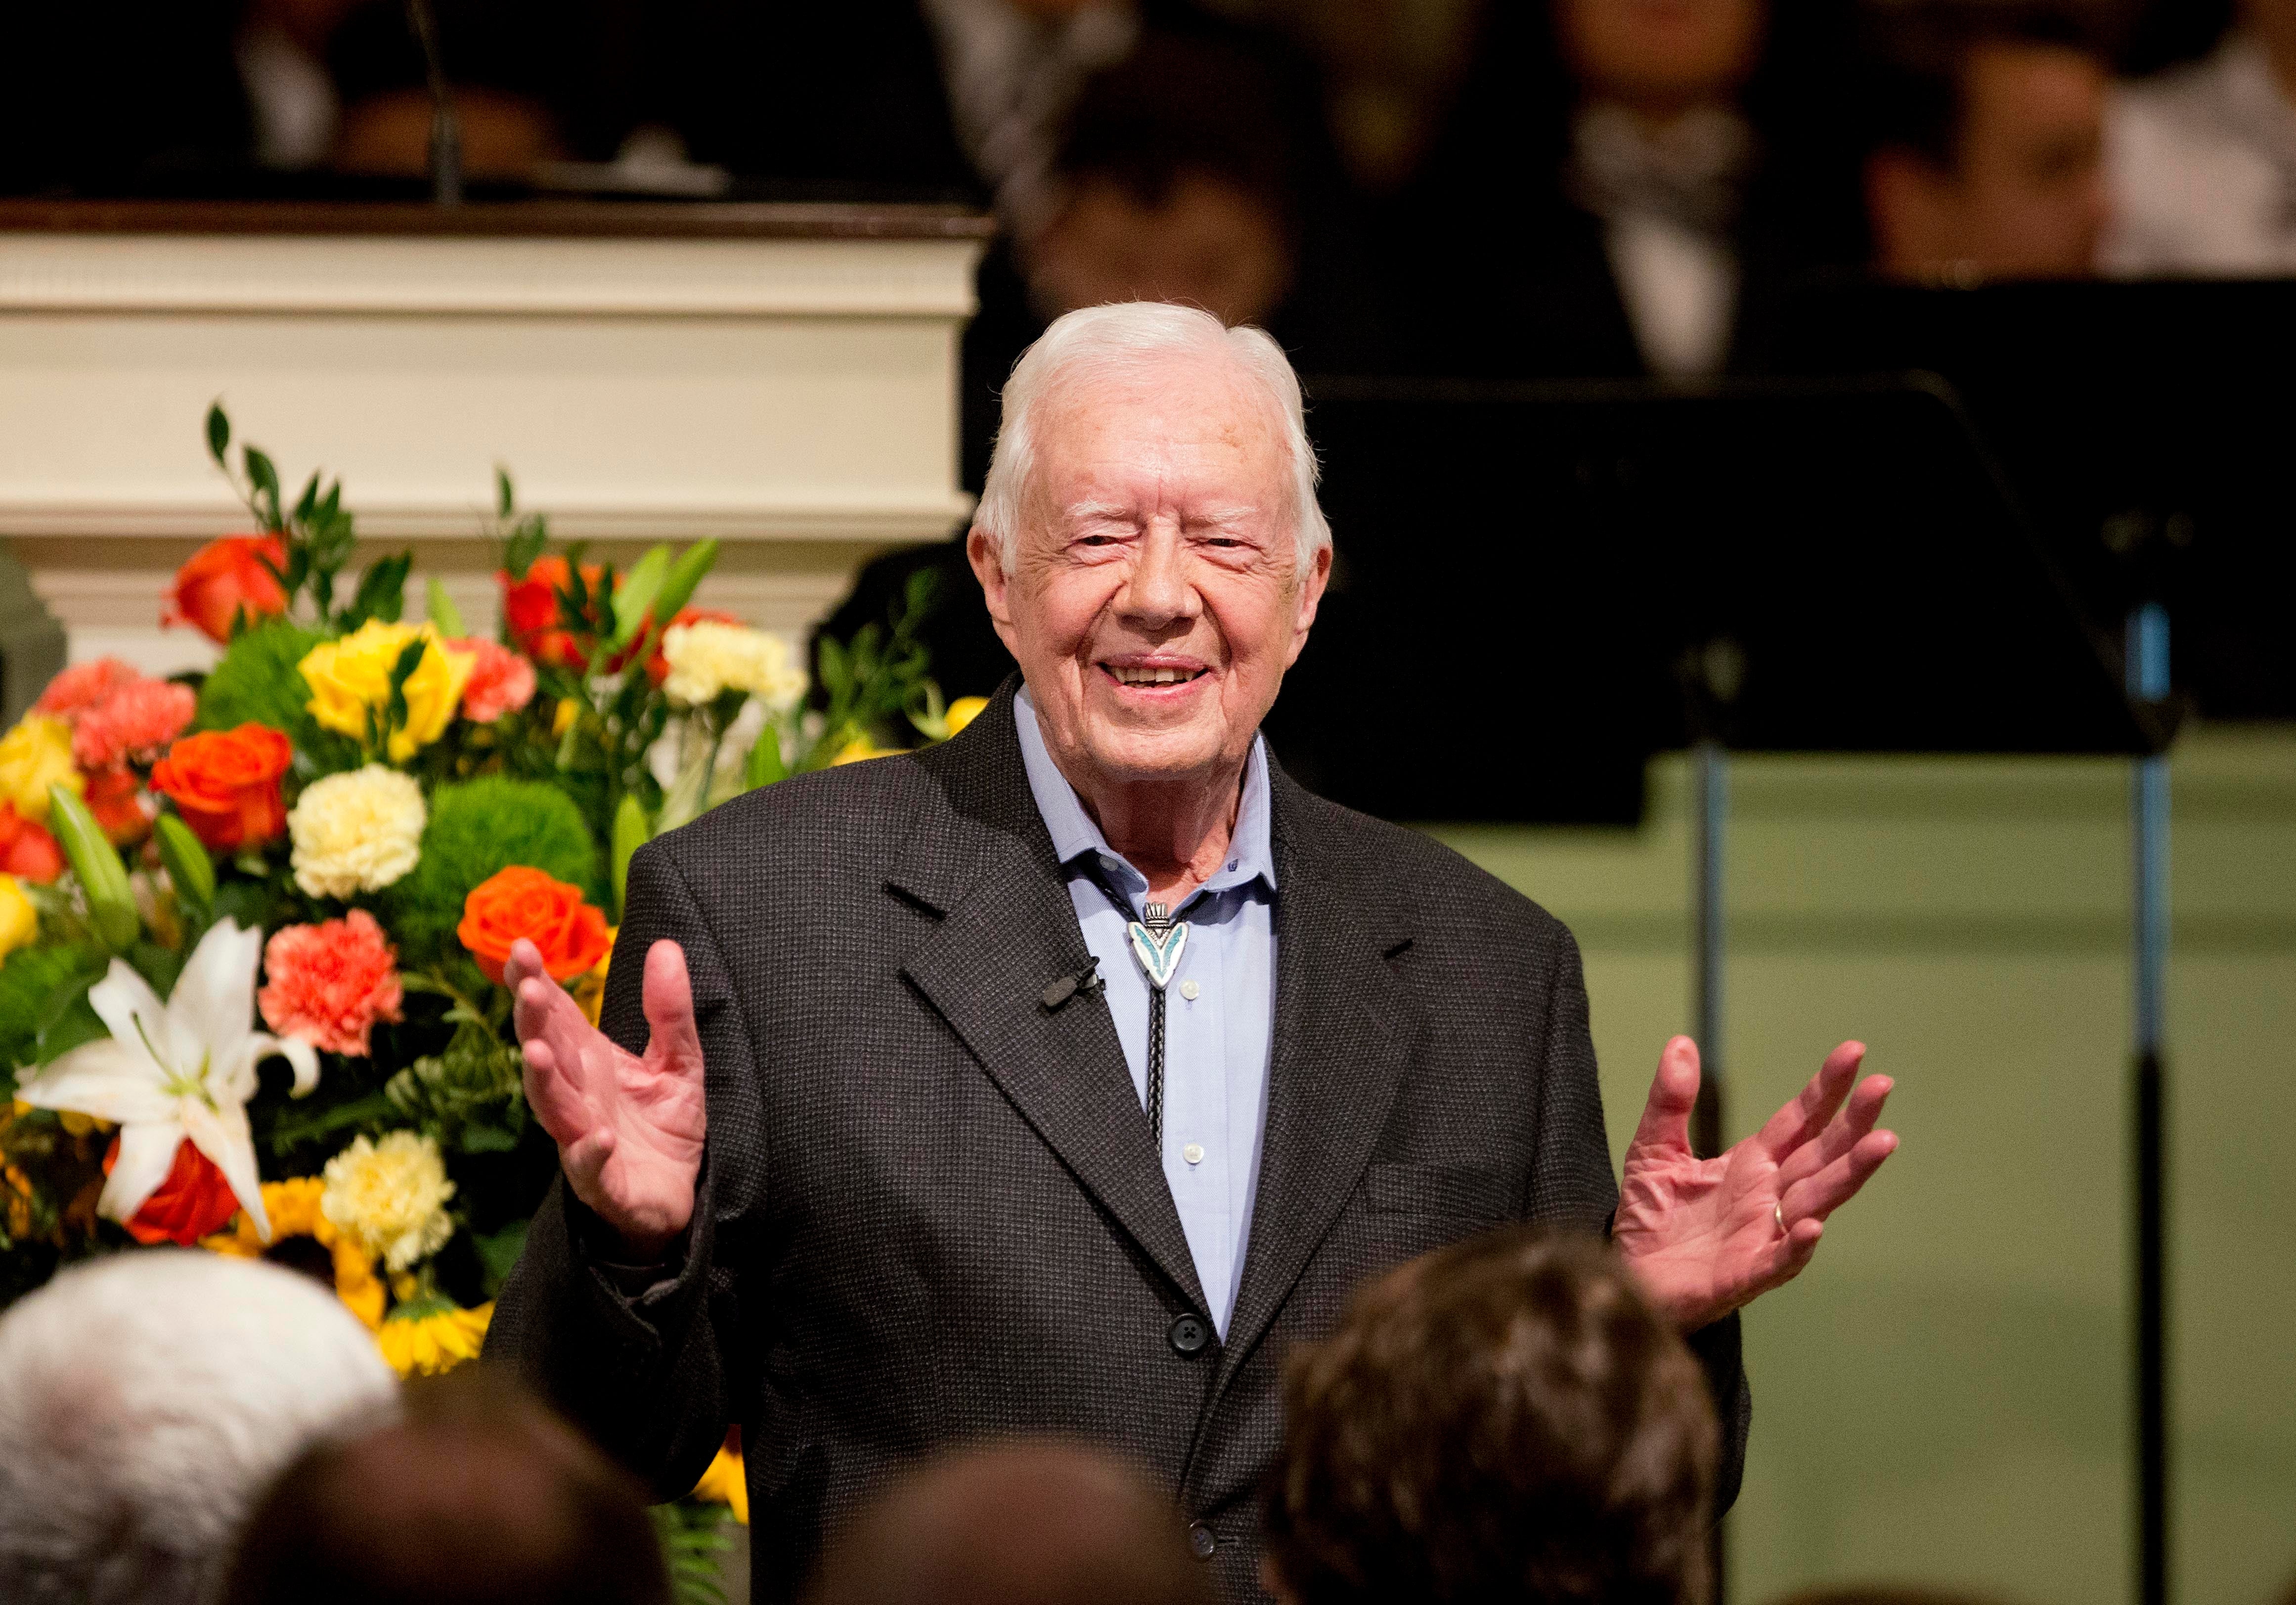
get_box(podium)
[0,199,992,670]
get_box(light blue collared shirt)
[1015,687,1276,1338]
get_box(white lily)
[13,919,317,1241]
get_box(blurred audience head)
[1026,36,1303,326]
[1553,0,1771,121]
[1263,1227,1718,1605]
[805,1439,1214,1605]
[1765,1592,2016,1605]
[223,1364,668,1605]
[1862,0,2109,280]
[0,1249,397,1605]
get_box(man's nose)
[1119,527,1199,627]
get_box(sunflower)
[378,1294,493,1378]
[203,1176,387,1332]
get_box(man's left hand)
[1614,1036,1899,1332]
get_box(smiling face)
[968,349,1329,805]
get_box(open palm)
[509,936,707,1259]
[1614,1036,1898,1332]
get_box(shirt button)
[1179,980,1200,1000]
[1183,1142,1204,1165]
[1187,1520,1217,1560]
[1168,1312,1211,1356]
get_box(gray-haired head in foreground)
[972,301,1331,574]
[0,1250,398,1605]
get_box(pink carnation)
[454,637,537,724]
[69,677,196,770]
[35,658,139,721]
[258,909,405,1058]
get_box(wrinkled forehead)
[1024,348,1290,518]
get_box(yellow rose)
[0,874,36,959]
[944,696,990,738]
[0,717,81,821]
[300,621,476,762]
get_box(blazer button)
[1167,1313,1210,1357]
[1187,1520,1217,1560]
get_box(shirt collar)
[1015,683,1276,903]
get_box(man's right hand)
[508,935,707,1261]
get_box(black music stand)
[1767,279,2296,1605]
[1272,374,2171,1597]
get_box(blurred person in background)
[2108,0,2296,272]
[224,1368,669,1605]
[1862,0,2111,281]
[806,1441,1215,1605]
[0,1250,397,1605]
[1262,1227,1718,1605]
[1381,0,1867,379]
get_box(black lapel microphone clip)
[1040,956,1104,1012]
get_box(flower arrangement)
[0,406,982,1574]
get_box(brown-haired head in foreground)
[805,1439,1215,1605]
[1765,1592,2017,1605]
[222,1367,671,1605]
[1264,1226,1718,1605]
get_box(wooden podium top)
[0,199,997,242]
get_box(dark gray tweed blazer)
[490,681,1748,1603]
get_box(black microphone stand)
[404,0,462,205]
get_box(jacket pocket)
[1363,1161,1513,1224]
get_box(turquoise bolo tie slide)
[1127,904,1188,990]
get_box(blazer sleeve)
[1526,918,1753,1517]
[486,840,761,1502]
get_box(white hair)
[0,1250,398,1605]
[973,302,1332,574]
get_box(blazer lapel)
[892,685,1207,1313]
[1213,770,1416,1383]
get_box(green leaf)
[385,636,428,735]
[503,516,547,584]
[816,635,851,702]
[292,470,320,527]
[470,1218,530,1297]
[155,814,216,910]
[265,1090,401,1157]
[34,990,106,1066]
[205,401,230,464]
[611,794,651,918]
[244,446,281,528]
[344,552,413,631]
[611,545,673,649]
[496,466,516,520]
[426,577,467,639]
[650,540,719,631]
[0,944,108,1076]
[745,720,789,790]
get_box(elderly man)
[490,303,1898,1604]
[0,1250,398,1605]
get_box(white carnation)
[289,765,426,899]
[661,621,808,712]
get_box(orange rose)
[500,556,609,670]
[165,535,288,644]
[149,724,293,852]
[83,765,153,848]
[457,865,613,984]
[0,802,63,882]
[104,1133,242,1246]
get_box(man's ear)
[966,525,1024,658]
[1281,541,1333,670]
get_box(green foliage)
[469,1217,530,1298]
[203,404,369,629]
[47,787,136,952]
[801,566,943,770]
[155,815,215,910]
[650,1503,737,1605]
[426,577,467,638]
[386,1018,527,1154]
[193,617,338,757]
[339,551,412,632]
[0,944,108,1089]
[381,776,600,970]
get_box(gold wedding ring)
[1773,1200,1788,1236]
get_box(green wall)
[1428,726,2296,1605]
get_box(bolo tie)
[1121,898,1189,1144]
